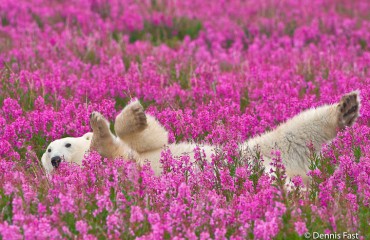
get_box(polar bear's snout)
[41,135,92,173]
[51,156,62,168]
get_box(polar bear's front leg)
[90,112,119,158]
[115,100,169,153]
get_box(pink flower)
[76,220,89,235]
[294,221,307,236]
[291,176,304,188]
[107,212,121,232]
[0,222,22,240]
[308,169,321,177]
[253,218,279,240]
[0,0,368,239]
[130,206,144,223]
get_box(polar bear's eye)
[48,149,51,153]
[65,143,71,148]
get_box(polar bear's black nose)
[51,156,61,168]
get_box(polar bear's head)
[41,132,93,173]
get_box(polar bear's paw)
[130,102,148,131]
[115,100,148,137]
[337,91,360,128]
[90,111,111,138]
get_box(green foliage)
[0,65,40,111]
[139,98,156,110]
[129,17,202,47]
[0,191,13,224]
[322,67,330,80]
[84,49,100,65]
[1,16,10,26]
[163,231,171,239]
[248,150,265,191]
[228,160,237,177]
[358,204,370,238]
[133,219,152,237]
[169,62,192,89]
[112,30,120,43]
[275,223,301,239]
[122,55,132,71]
[305,207,326,236]
[32,13,44,30]
[114,96,130,110]
[31,133,48,159]
[225,226,236,239]
[308,152,323,201]
[285,20,297,37]
[359,39,367,51]
[85,204,109,239]
[62,212,78,235]
[353,146,362,163]
[240,88,250,113]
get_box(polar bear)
[42,91,360,184]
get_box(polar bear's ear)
[82,132,93,141]
[41,152,46,166]
[41,152,50,174]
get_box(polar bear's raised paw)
[115,100,148,138]
[131,102,148,131]
[89,111,117,157]
[337,91,360,128]
[90,111,111,138]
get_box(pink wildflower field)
[0,0,369,239]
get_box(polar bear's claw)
[337,91,360,128]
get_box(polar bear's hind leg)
[115,100,148,137]
[243,91,361,184]
[337,91,360,128]
[115,100,169,153]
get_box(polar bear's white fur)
[42,91,360,183]
[41,133,93,173]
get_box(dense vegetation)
[0,0,369,239]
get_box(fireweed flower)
[291,176,304,188]
[130,206,144,223]
[294,221,307,236]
